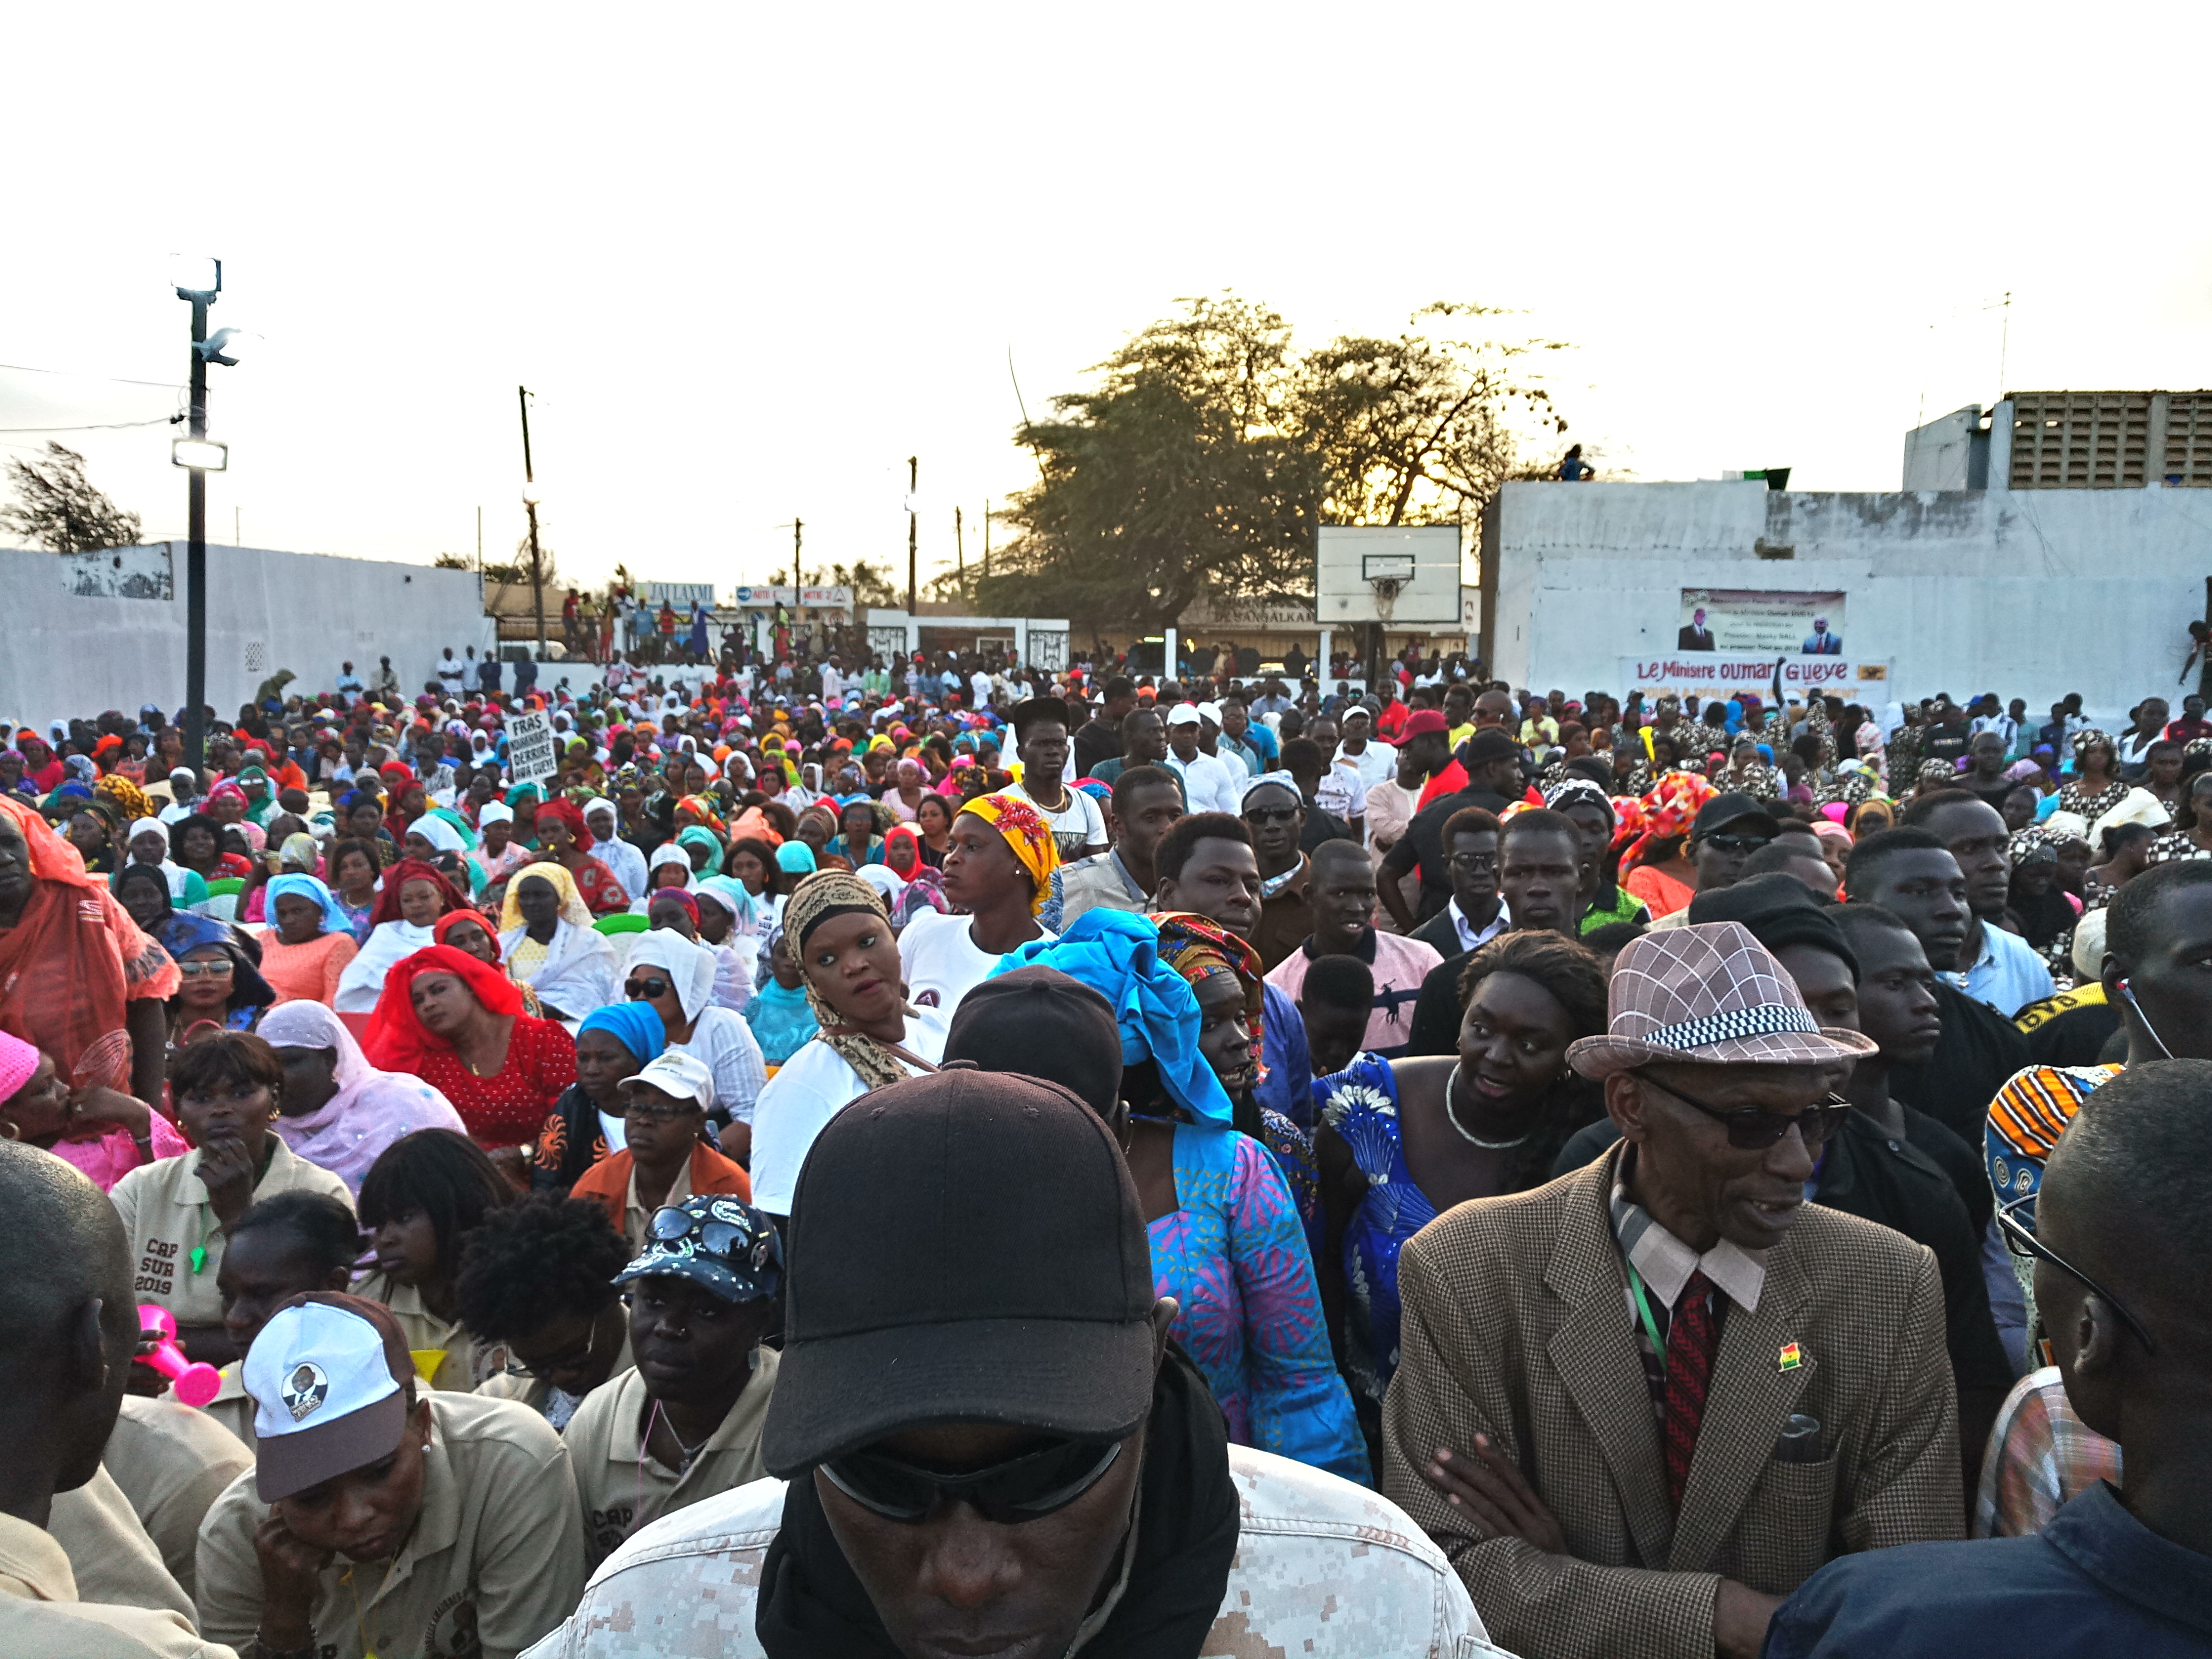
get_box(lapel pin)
[1777,1341,1804,1372]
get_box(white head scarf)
[406,814,467,855]
[625,928,718,1022]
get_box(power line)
[0,361,185,389]
[0,416,178,434]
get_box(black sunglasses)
[1244,806,1299,826]
[1701,832,1772,855]
[1641,1075,1851,1151]
[819,1437,1122,1526]
[1996,1192,2156,1354]
[624,976,671,1001]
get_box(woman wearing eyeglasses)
[622,930,768,1167]
[455,1194,636,1430]
[157,913,278,1051]
[570,1051,751,1251]
[1315,931,1608,1432]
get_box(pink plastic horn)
[138,1305,222,1408]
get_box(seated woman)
[1315,929,1607,1422]
[333,857,470,1013]
[747,872,950,1215]
[435,908,549,1019]
[171,810,253,899]
[532,797,632,915]
[913,792,955,868]
[401,810,484,899]
[622,930,767,1163]
[452,1195,635,1428]
[112,818,211,913]
[109,1031,354,1366]
[323,835,385,942]
[570,1051,751,1249]
[256,873,361,1006]
[158,913,278,1050]
[0,1030,186,1192]
[740,926,817,1068]
[581,796,649,905]
[498,864,618,1024]
[821,798,885,867]
[468,801,533,889]
[256,1000,467,1195]
[722,838,783,927]
[993,907,1368,1485]
[533,1003,663,1192]
[352,1127,515,1389]
[113,859,177,942]
[363,943,578,1170]
[630,841,696,914]
[880,823,948,929]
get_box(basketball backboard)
[1316,526,1463,627]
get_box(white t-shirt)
[1314,765,1367,826]
[1006,780,1106,861]
[969,670,993,708]
[1335,740,1398,790]
[668,1007,769,1125]
[748,1006,950,1215]
[898,909,1057,1019]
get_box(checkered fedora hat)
[1567,920,1877,1079]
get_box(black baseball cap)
[1460,728,1520,767]
[760,1068,1158,1476]
[1686,873,1856,973]
[943,966,1124,1117]
[1691,790,1780,841]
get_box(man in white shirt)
[969,666,994,709]
[819,655,845,706]
[1163,704,1245,815]
[522,1069,1506,1659]
[1333,704,1399,789]
[436,648,467,694]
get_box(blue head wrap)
[265,874,351,934]
[988,908,1233,1129]
[577,1002,668,1066]
[776,841,817,875]
[158,912,234,959]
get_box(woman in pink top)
[0,1031,187,1191]
[258,874,361,1005]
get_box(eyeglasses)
[503,1312,610,1381]
[624,977,671,1001]
[1447,852,1499,872]
[1996,1192,2156,1354]
[1639,1075,1851,1151]
[177,960,236,978]
[1700,833,1772,855]
[819,1436,1123,1525]
[1244,806,1299,826]
[624,1095,700,1122]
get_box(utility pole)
[906,455,919,618]
[955,506,964,580]
[476,506,482,573]
[791,517,802,591]
[982,498,991,579]
[183,292,211,775]
[519,386,545,658]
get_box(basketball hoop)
[1369,575,1404,623]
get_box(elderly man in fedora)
[1382,921,1963,1659]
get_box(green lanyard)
[1625,1259,1667,1376]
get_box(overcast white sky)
[6,3,2209,594]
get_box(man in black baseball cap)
[1645,790,1782,932]
[531,1068,1508,1659]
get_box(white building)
[1479,394,2211,719]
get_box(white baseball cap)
[1165,704,1201,727]
[1196,701,1223,726]
[244,1296,413,1501]
[618,1050,716,1110]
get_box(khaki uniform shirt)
[474,1328,634,1430]
[46,1466,196,1626]
[560,1349,779,1569]
[200,1367,253,1454]
[197,1393,588,1659]
[110,1139,354,1328]
[520,1444,1508,1658]
[103,1396,253,1607]
[352,1273,478,1391]
[0,1512,236,1659]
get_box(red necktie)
[1661,1269,1718,1507]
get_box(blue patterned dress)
[1144,1122,1371,1486]
[1317,1051,1439,1408]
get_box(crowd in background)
[2,628,2209,1659]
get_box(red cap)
[1400,709,1451,738]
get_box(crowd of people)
[2,633,2208,1659]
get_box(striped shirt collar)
[1609,1148,1768,1313]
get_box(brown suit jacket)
[1381,1144,1962,1659]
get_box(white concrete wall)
[0,544,496,726]
[1487,479,2210,720]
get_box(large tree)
[0,441,143,552]
[979,295,1569,630]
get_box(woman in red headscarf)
[0,797,178,1104]
[527,796,630,916]
[362,943,576,1169]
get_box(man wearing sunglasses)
[1767,1060,2212,1656]
[1645,791,1779,933]
[1384,921,1963,1659]
[528,1068,1507,1658]
[561,1192,782,1570]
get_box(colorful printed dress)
[1143,1121,1370,1486]
[1317,1052,1440,1409]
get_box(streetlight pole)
[519,386,546,659]
[183,290,210,777]
[906,455,918,618]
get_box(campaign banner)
[729,585,852,609]
[506,710,560,785]
[1621,654,1890,704]
[637,581,717,608]
[1676,588,1847,656]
